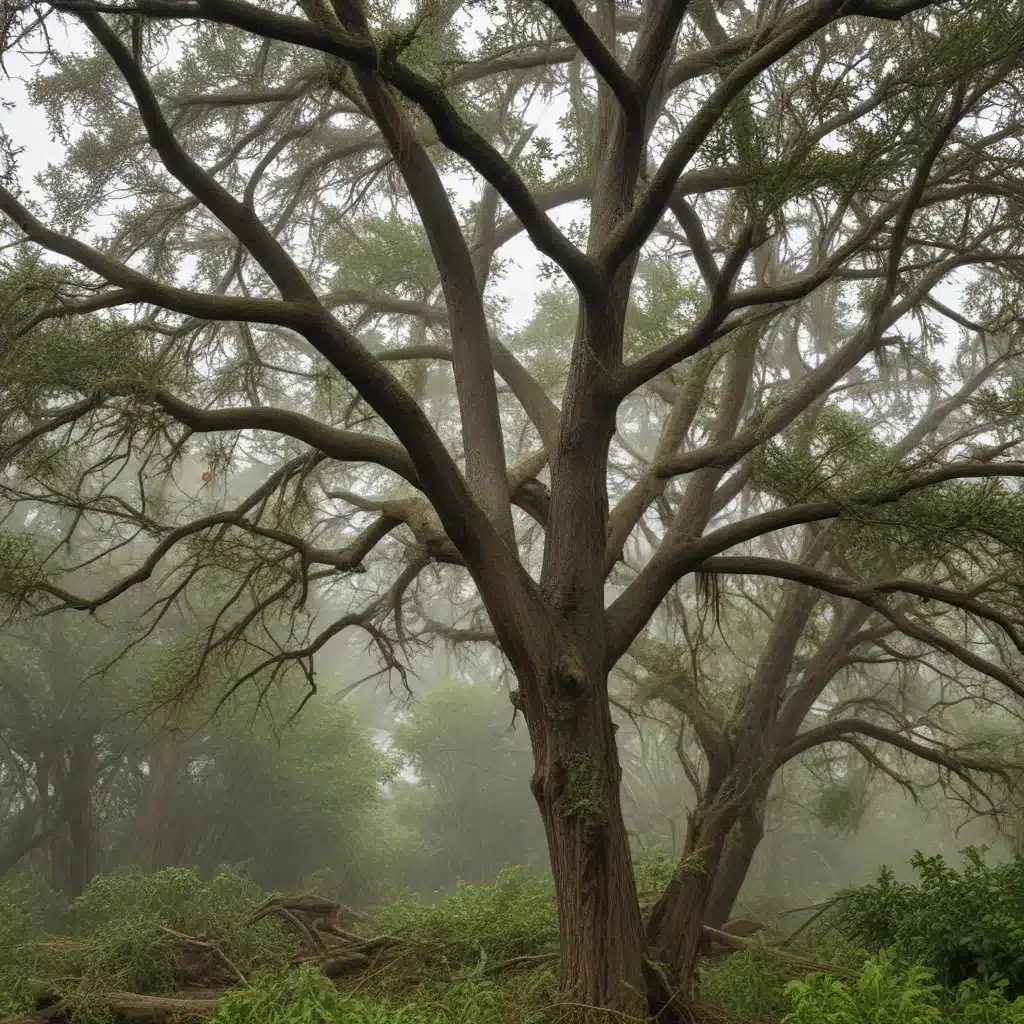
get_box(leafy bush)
[3,867,298,1002]
[951,979,1024,1024]
[833,850,1024,994]
[633,846,677,907]
[371,866,558,973]
[701,942,794,1019]
[0,865,64,945]
[784,953,1024,1024]
[213,965,555,1024]
[784,952,944,1024]
[0,866,66,1015]
[69,868,298,994]
[835,863,918,950]
[213,967,341,1024]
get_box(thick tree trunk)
[703,800,765,930]
[524,662,649,1020]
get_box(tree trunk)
[703,799,765,930]
[136,737,181,871]
[646,799,732,1003]
[524,663,649,1020]
[64,737,95,900]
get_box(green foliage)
[783,954,1024,1024]
[372,866,558,973]
[623,259,703,359]
[0,865,64,944]
[0,868,66,1015]
[633,846,677,906]
[951,979,1024,1024]
[702,942,795,1019]
[834,864,919,951]
[752,404,891,507]
[389,684,545,890]
[784,952,945,1024]
[833,850,1024,995]
[213,964,556,1024]
[10,868,298,1000]
[127,694,397,899]
[212,967,342,1024]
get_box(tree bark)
[646,800,731,1001]
[703,799,765,930]
[524,659,649,1019]
[64,736,96,901]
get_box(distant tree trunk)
[136,737,181,871]
[704,799,766,930]
[64,736,96,900]
[0,805,58,880]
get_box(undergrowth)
[784,952,1024,1024]
[4,847,1024,1024]
[213,964,558,1024]
[371,865,558,972]
[830,849,1024,995]
[0,866,298,1015]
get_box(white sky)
[0,16,570,325]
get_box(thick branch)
[700,556,1024,701]
[780,718,1013,791]
[152,390,421,486]
[52,0,604,297]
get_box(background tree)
[389,682,548,889]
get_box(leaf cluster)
[830,849,1024,995]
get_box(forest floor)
[4,857,1019,1024]
[0,880,858,1024]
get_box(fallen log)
[320,952,371,978]
[700,924,857,979]
[1,992,221,1024]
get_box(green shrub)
[213,967,341,1024]
[783,951,944,1024]
[371,866,558,972]
[833,850,1024,994]
[0,865,65,942]
[633,846,677,907]
[701,942,793,1019]
[783,953,1024,1024]
[3,867,298,1002]
[0,866,67,1015]
[835,863,918,950]
[212,964,556,1024]
[951,979,1024,1024]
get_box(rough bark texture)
[135,738,182,872]
[524,656,647,1016]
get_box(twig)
[778,894,851,948]
[156,926,249,988]
[481,951,559,975]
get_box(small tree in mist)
[389,683,547,889]
[622,512,1024,932]
[3,0,1024,1015]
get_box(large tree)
[3,0,1024,1016]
